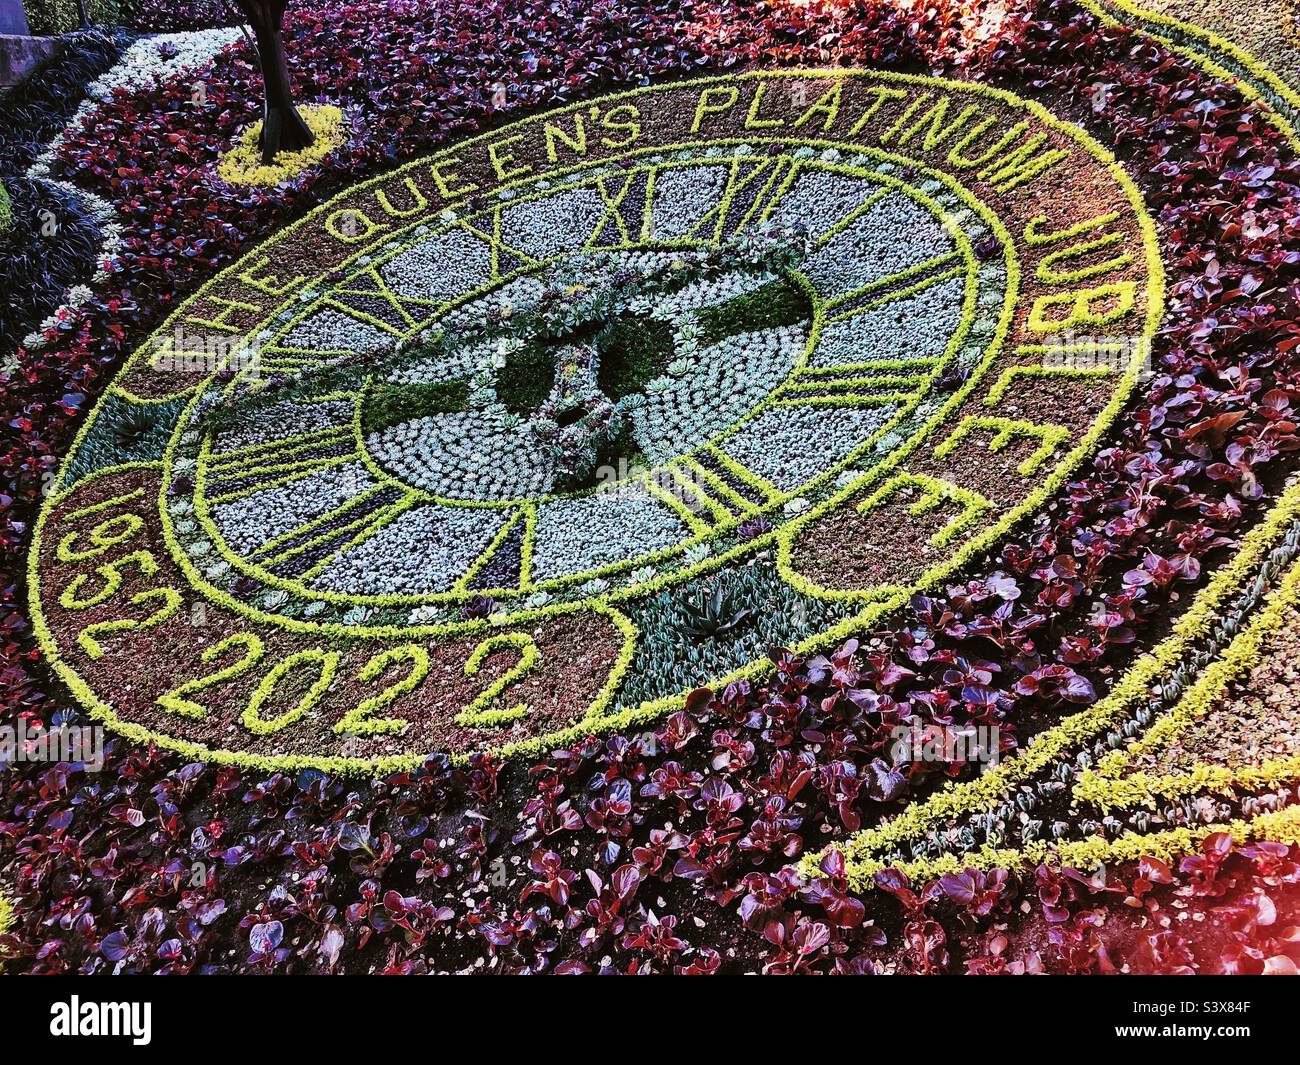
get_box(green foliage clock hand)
[198,228,812,496]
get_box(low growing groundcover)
[2,0,1300,980]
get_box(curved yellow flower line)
[793,1,1300,891]
[1076,549,1300,810]
[830,806,1300,887]
[801,479,1300,889]
[217,104,345,187]
[1081,0,1300,145]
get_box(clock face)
[186,152,988,608]
[32,73,1160,769]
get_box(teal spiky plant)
[613,562,849,708]
[111,405,163,452]
[680,584,754,640]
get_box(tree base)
[258,104,316,165]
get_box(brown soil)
[37,467,628,761]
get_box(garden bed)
[1,0,1299,976]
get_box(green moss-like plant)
[495,343,557,414]
[63,395,188,487]
[594,316,675,400]
[361,379,471,435]
[696,276,810,347]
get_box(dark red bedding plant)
[5,0,1300,974]
[978,835,1300,976]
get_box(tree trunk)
[252,24,314,163]
[233,2,315,164]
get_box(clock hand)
[198,229,811,437]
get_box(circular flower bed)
[4,0,1300,976]
[31,71,1161,773]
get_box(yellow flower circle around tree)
[217,103,345,187]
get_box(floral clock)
[29,70,1162,772]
